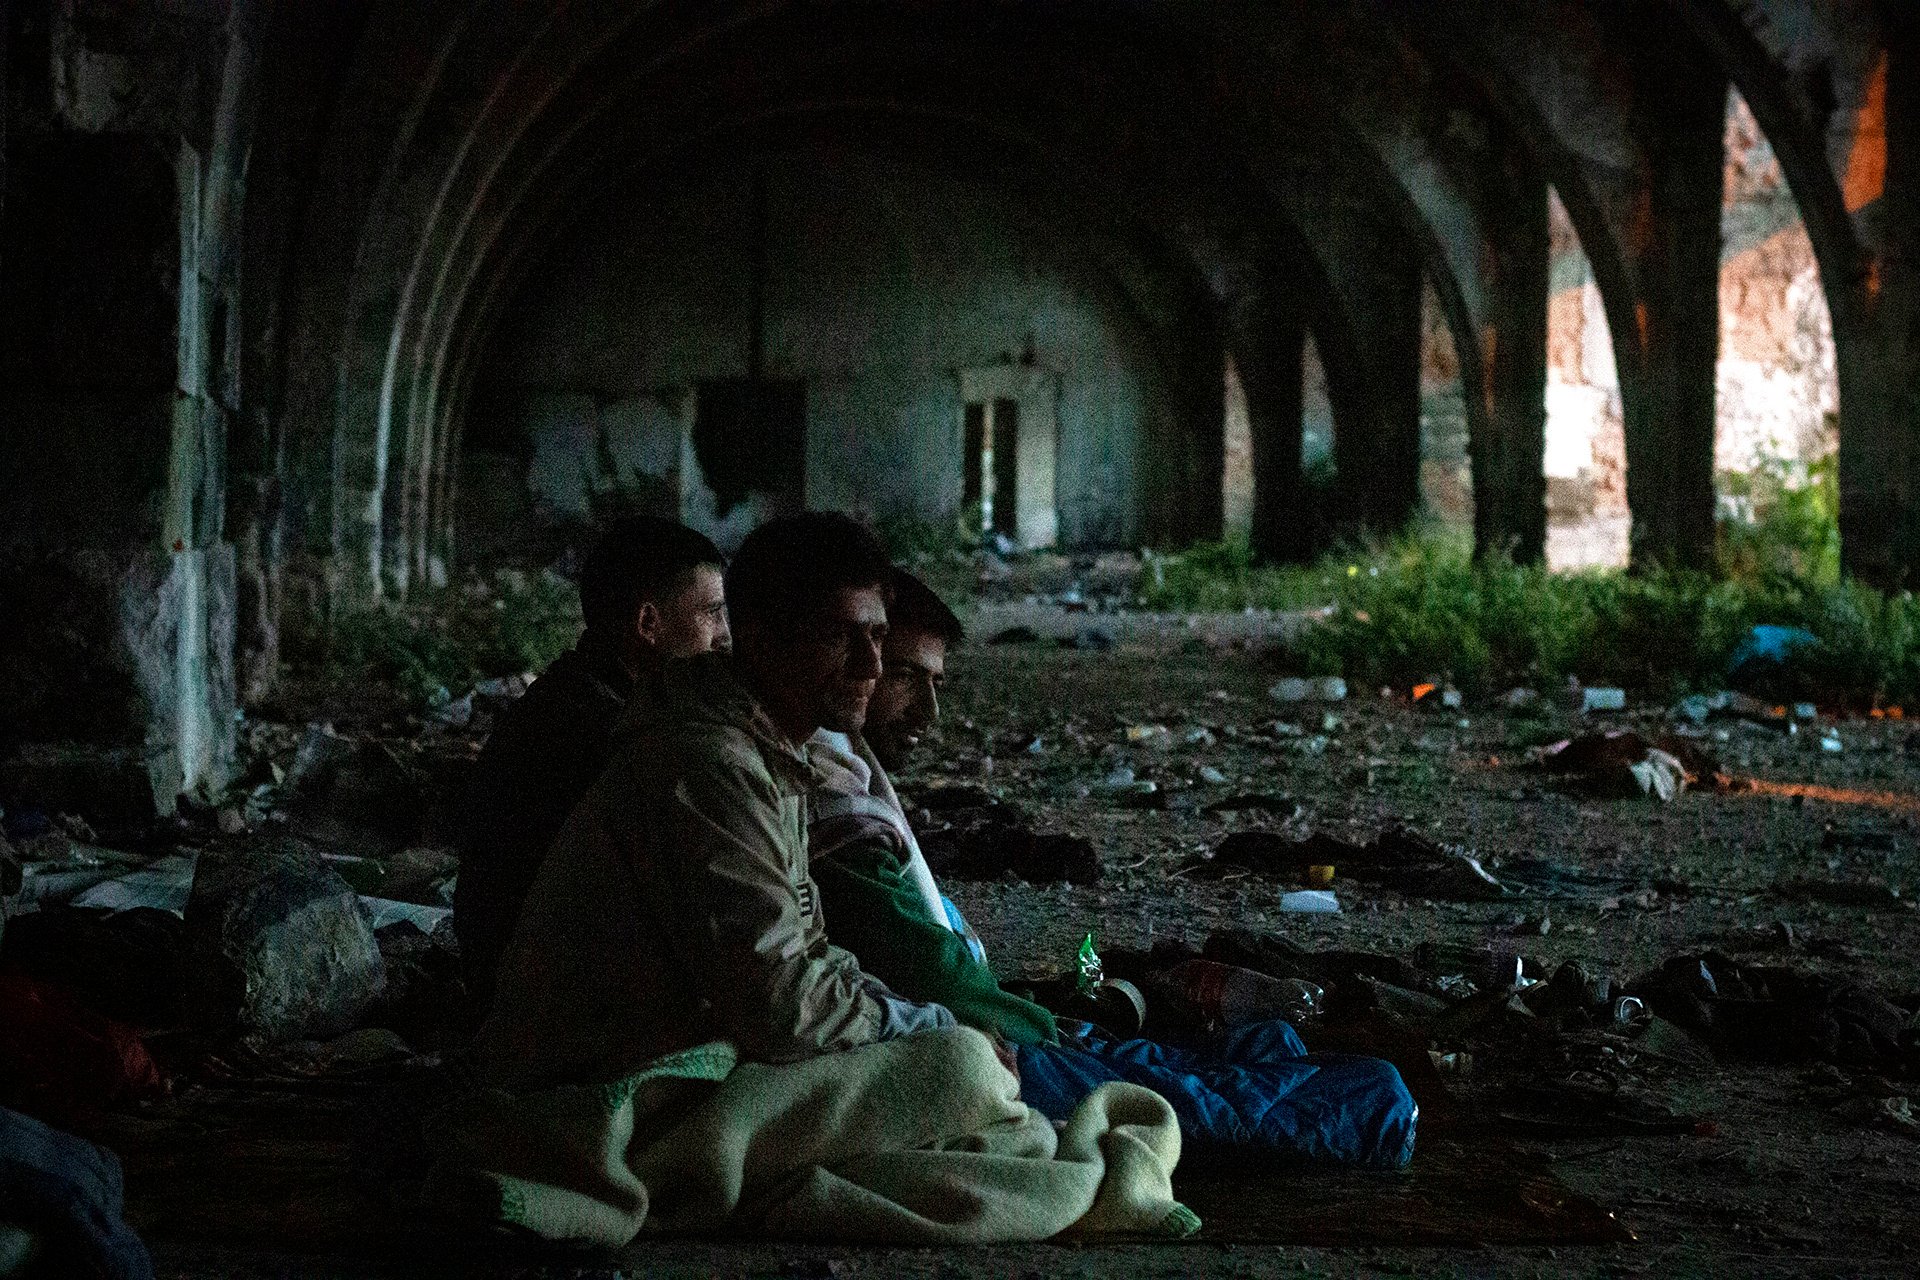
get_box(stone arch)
[287,0,1463,601]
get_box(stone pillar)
[1844,8,1920,587]
[1330,247,1423,536]
[1245,318,1308,562]
[1615,58,1728,570]
[1144,295,1229,547]
[1471,172,1551,564]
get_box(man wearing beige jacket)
[475,513,952,1088]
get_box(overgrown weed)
[1140,510,1918,706]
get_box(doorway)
[959,366,1058,549]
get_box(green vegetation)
[1139,496,1919,706]
[327,569,583,705]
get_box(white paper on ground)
[7,843,151,914]
[1277,890,1341,914]
[359,895,452,933]
[70,852,200,916]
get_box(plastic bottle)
[1161,960,1323,1027]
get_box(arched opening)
[1302,333,1335,497]
[1222,354,1253,546]
[1713,85,1841,579]
[1543,185,1629,570]
[1419,278,1473,539]
[460,145,1209,563]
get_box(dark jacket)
[453,638,635,1013]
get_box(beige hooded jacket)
[475,653,925,1089]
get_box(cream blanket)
[424,1026,1197,1246]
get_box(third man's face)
[865,626,946,773]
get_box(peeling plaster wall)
[468,152,1192,556]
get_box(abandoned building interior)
[2,1,1919,1277]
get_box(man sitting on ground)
[808,568,1419,1168]
[475,514,953,1088]
[435,518,1195,1248]
[454,516,729,1014]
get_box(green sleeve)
[813,832,1057,1046]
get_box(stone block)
[184,840,385,1041]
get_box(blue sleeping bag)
[1017,1019,1418,1169]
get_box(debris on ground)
[1628,952,1919,1073]
[1533,729,1734,801]
[1187,826,1506,901]
[914,795,1101,884]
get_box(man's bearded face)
[864,625,946,772]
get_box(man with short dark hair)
[807,569,1058,1046]
[454,516,728,1014]
[476,513,954,1087]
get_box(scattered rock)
[184,841,386,1042]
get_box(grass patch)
[1139,526,1920,707]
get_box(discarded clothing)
[453,639,638,1014]
[1018,1019,1418,1169]
[0,1105,153,1280]
[808,732,1058,1046]
[0,976,164,1123]
[475,654,950,1091]
[425,1026,1197,1246]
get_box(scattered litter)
[184,844,387,1042]
[1580,687,1627,714]
[358,896,453,934]
[917,799,1101,884]
[1630,951,1916,1072]
[1144,959,1323,1028]
[1190,827,1505,901]
[1534,730,1725,801]
[1278,890,1341,914]
[69,853,198,917]
[1268,676,1346,704]
[1728,624,1821,686]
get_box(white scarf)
[809,730,954,937]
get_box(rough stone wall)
[467,151,1208,557]
[0,1,247,813]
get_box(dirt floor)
[911,624,1920,1279]
[21,610,1920,1278]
